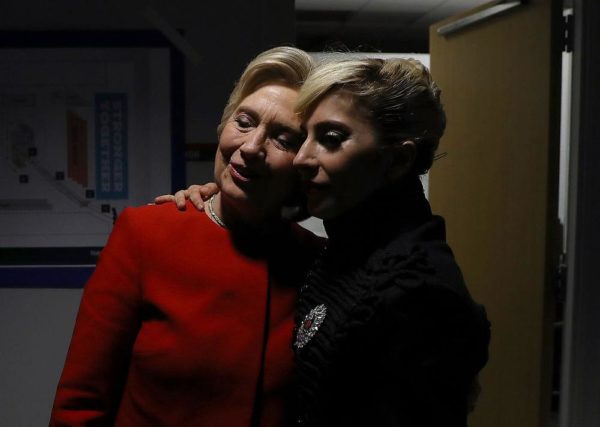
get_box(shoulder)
[117,200,204,225]
[110,201,218,249]
[369,226,490,346]
[351,217,487,331]
[370,215,465,294]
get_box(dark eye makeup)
[321,130,348,148]
[313,122,351,149]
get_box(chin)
[221,181,251,204]
[307,203,331,221]
[310,200,349,221]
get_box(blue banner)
[95,93,128,199]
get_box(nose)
[293,138,318,179]
[239,128,266,160]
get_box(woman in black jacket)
[158,56,490,427]
[291,57,490,427]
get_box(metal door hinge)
[555,252,568,303]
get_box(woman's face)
[215,84,303,222]
[293,89,391,220]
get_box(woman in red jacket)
[50,47,323,427]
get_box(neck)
[216,193,287,231]
[211,193,290,258]
[323,176,431,260]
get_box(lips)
[229,163,260,183]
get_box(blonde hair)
[296,58,446,175]
[217,46,314,137]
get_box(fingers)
[192,183,220,211]
[153,193,188,211]
[173,190,190,210]
[187,185,206,211]
[198,183,219,200]
[154,194,176,205]
[153,183,218,212]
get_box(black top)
[293,178,490,427]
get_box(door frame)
[560,0,600,426]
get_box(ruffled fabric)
[293,179,490,426]
[295,246,434,420]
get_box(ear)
[385,140,416,181]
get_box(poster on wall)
[0,31,185,287]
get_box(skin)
[293,89,396,220]
[156,89,415,220]
[210,83,304,227]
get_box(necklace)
[207,195,226,228]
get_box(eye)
[273,131,304,152]
[320,129,348,149]
[234,113,254,129]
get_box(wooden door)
[428,1,562,427]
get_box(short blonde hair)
[296,58,446,175]
[217,46,314,137]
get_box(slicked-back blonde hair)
[217,46,314,137]
[296,58,446,175]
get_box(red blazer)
[50,202,322,426]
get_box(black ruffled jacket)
[294,179,491,427]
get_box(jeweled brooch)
[295,304,327,349]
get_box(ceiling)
[295,0,491,52]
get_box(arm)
[154,183,219,211]
[50,209,144,426]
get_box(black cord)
[249,270,272,427]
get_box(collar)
[322,175,432,265]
